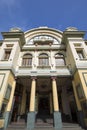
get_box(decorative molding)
[31,76,37,80]
[51,76,56,80]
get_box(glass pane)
[39,58,49,66]
[22,58,32,66]
[77,51,84,59]
[4,50,11,60]
[55,58,65,66]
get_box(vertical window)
[4,50,11,60]
[0,103,7,118]
[39,53,49,66]
[55,53,65,66]
[22,54,32,66]
[77,50,84,59]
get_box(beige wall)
[0,70,15,128]
[0,70,15,109]
[0,70,10,109]
[77,70,87,99]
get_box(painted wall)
[73,69,87,126]
[0,70,15,128]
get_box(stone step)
[6,122,84,130]
[62,123,84,130]
[34,128,54,130]
[6,121,26,130]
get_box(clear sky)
[0,0,87,38]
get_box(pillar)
[27,77,36,130]
[4,80,16,129]
[20,86,26,115]
[51,77,62,129]
[72,81,85,128]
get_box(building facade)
[0,27,87,129]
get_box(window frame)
[39,53,49,66]
[22,54,32,66]
[55,53,65,66]
[76,49,85,59]
[4,49,11,61]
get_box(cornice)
[1,31,25,47]
[25,27,63,35]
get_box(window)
[0,103,7,118]
[4,50,11,60]
[77,50,85,59]
[76,84,85,99]
[4,84,11,100]
[39,53,49,66]
[55,53,65,66]
[22,54,32,66]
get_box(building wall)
[0,27,87,128]
[0,70,15,128]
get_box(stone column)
[20,86,26,115]
[27,77,36,130]
[4,80,16,129]
[52,77,59,111]
[51,77,62,129]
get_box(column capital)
[51,76,56,80]
[31,76,37,80]
[15,76,17,80]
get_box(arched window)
[22,54,32,66]
[39,53,49,66]
[55,53,65,66]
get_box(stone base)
[4,111,11,129]
[0,128,4,130]
[27,112,35,130]
[54,111,62,130]
[77,111,85,128]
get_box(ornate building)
[0,27,87,130]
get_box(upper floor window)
[4,49,11,60]
[22,54,32,66]
[77,50,85,59]
[39,53,49,66]
[55,53,65,66]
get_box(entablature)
[22,44,66,51]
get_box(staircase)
[35,122,85,130]
[6,120,85,130]
[6,119,26,130]
[62,122,85,130]
[35,114,53,128]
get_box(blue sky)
[0,0,87,38]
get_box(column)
[52,77,59,111]
[4,80,16,129]
[72,81,85,128]
[20,86,26,115]
[27,77,36,130]
[51,77,62,129]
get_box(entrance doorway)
[38,97,50,115]
[35,94,53,127]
